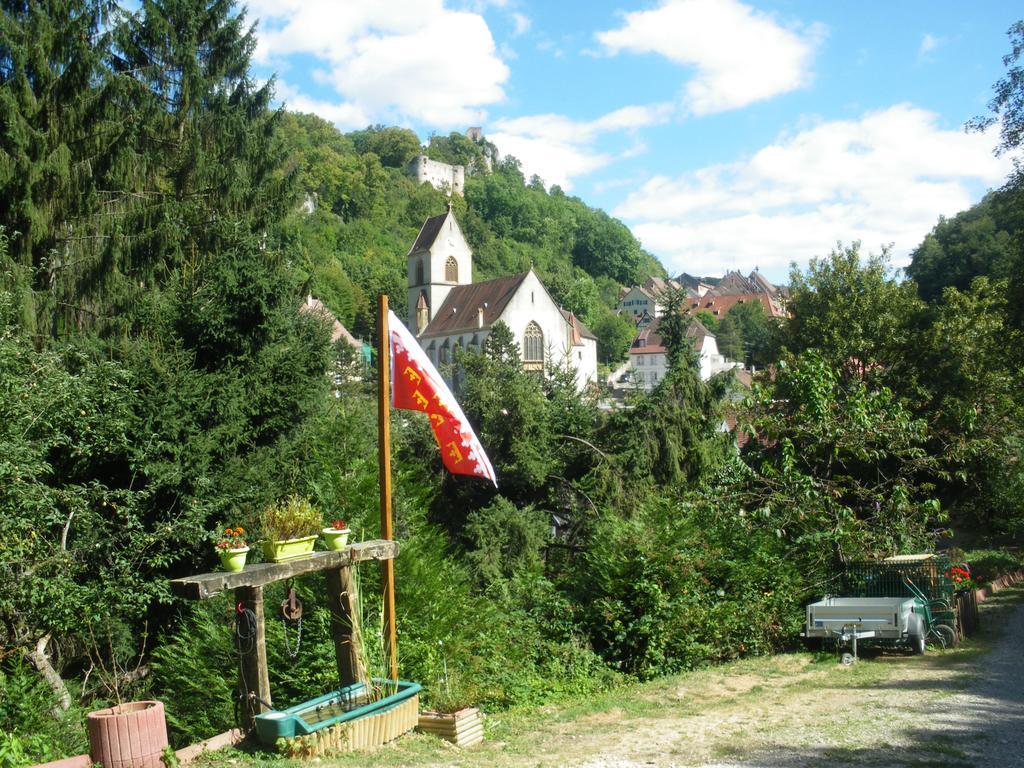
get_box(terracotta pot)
[87,700,168,768]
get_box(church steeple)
[406,207,473,333]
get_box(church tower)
[406,204,473,332]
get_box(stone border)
[975,568,1024,603]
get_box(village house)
[617,276,683,322]
[627,318,741,390]
[682,270,788,320]
[407,206,598,390]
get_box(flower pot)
[263,535,317,563]
[218,546,249,572]
[321,527,351,551]
[87,700,168,768]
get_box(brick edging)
[975,568,1024,603]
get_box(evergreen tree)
[0,0,123,335]
[102,0,291,304]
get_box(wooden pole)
[234,586,271,731]
[378,294,399,681]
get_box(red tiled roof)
[560,309,598,343]
[300,295,361,349]
[686,292,787,319]
[630,317,715,355]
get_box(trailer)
[803,554,966,663]
[804,596,927,664]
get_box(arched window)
[415,259,424,286]
[445,256,458,283]
[439,339,451,365]
[523,321,544,371]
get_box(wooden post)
[324,566,365,688]
[378,295,399,682]
[234,586,271,730]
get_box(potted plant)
[321,519,351,551]
[416,669,483,747]
[215,526,250,572]
[261,495,322,563]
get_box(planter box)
[417,707,483,747]
[262,535,317,563]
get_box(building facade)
[407,208,598,390]
[628,318,741,389]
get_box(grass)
[194,584,1024,768]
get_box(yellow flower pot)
[218,546,250,572]
[263,535,317,563]
[321,527,351,551]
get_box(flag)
[388,310,497,486]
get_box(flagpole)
[378,294,398,682]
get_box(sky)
[245,0,1022,284]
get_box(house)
[301,295,363,351]
[679,269,788,320]
[627,318,741,390]
[616,276,683,321]
[407,207,598,390]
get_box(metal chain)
[282,614,302,658]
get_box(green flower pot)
[218,546,249,572]
[263,535,317,563]
[321,527,351,551]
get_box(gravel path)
[922,590,1024,768]
[574,587,1024,768]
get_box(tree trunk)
[28,633,72,716]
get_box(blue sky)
[246,0,1021,283]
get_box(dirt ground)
[207,585,1024,768]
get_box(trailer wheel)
[840,652,855,666]
[907,614,926,655]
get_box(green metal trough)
[254,679,421,745]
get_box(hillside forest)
[1,3,1023,764]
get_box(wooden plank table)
[170,540,399,730]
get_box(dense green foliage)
[2,4,1023,765]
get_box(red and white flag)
[388,310,497,486]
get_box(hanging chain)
[282,613,302,658]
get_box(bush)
[0,659,87,768]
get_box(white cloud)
[248,0,508,128]
[918,33,944,59]
[614,104,1011,279]
[597,0,825,115]
[511,12,531,37]
[274,81,370,131]
[490,103,673,189]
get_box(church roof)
[420,272,530,338]
[407,212,449,256]
[560,309,598,343]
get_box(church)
[406,206,598,391]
